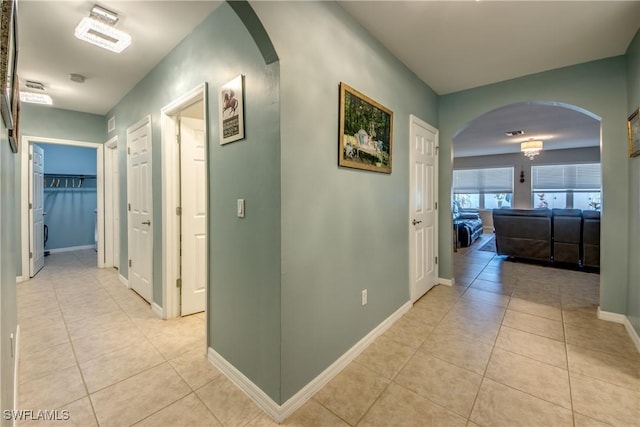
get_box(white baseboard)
[13,325,20,427]
[15,276,25,283]
[118,274,129,288]
[438,277,454,287]
[152,302,165,319]
[597,307,640,352]
[48,244,95,254]
[208,300,412,422]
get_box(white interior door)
[29,144,45,277]
[410,115,438,302]
[127,118,153,302]
[180,116,207,315]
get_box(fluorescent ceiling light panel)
[20,92,53,105]
[75,17,131,53]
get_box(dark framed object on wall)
[628,107,640,158]
[0,0,17,134]
[338,82,393,174]
[219,74,245,145]
[8,73,19,152]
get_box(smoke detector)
[69,74,86,83]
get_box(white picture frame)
[219,75,244,145]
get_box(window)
[453,167,513,209]
[531,163,601,210]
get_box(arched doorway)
[449,101,602,288]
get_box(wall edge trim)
[48,245,96,254]
[13,325,20,427]
[208,300,412,422]
[151,302,165,319]
[16,276,25,283]
[118,274,129,287]
[597,307,640,352]
[439,277,455,286]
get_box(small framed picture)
[339,83,393,173]
[628,108,640,158]
[219,75,245,145]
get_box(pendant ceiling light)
[521,140,543,160]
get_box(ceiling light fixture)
[20,92,53,105]
[521,140,543,160]
[90,4,119,24]
[74,5,131,53]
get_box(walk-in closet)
[40,144,97,253]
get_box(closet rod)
[44,174,96,188]
[43,173,96,178]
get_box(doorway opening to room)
[450,101,602,273]
[20,137,105,279]
[161,84,208,321]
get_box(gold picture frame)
[629,108,640,158]
[8,74,19,152]
[339,83,393,173]
[0,0,17,132]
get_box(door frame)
[20,135,105,281]
[408,115,439,301]
[160,83,208,319]
[104,136,119,269]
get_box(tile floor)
[17,243,640,426]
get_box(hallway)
[16,246,640,426]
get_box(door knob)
[142,220,151,226]
[412,219,422,225]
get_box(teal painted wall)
[40,145,97,251]
[20,105,106,143]
[40,144,97,175]
[0,116,18,424]
[252,1,439,401]
[440,57,629,315]
[106,3,281,401]
[626,29,640,335]
[15,105,105,276]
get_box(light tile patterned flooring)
[17,243,640,426]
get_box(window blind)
[532,163,601,191]
[453,167,513,193]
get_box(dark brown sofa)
[582,211,601,267]
[552,208,582,264]
[492,208,600,267]
[493,209,552,262]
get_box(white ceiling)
[453,102,601,158]
[17,1,221,115]
[338,1,640,95]
[16,1,640,156]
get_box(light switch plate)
[237,199,245,218]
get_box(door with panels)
[410,115,438,302]
[127,117,153,302]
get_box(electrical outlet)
[361,289,368,306]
